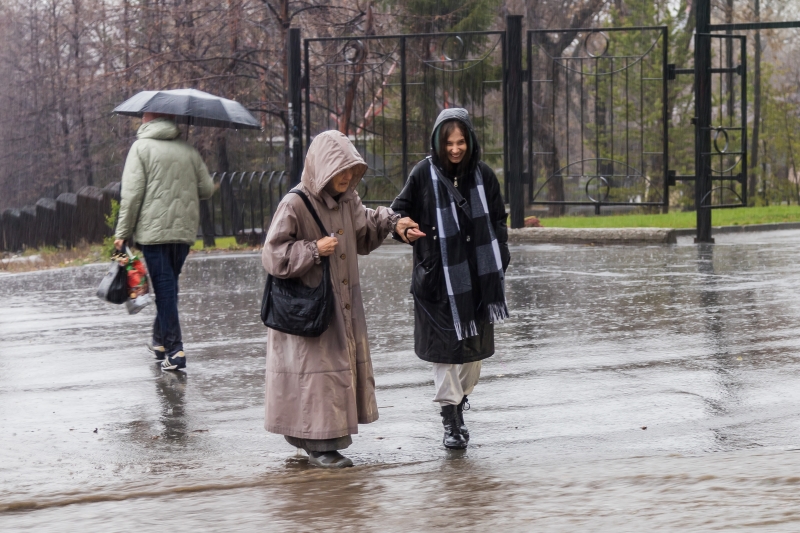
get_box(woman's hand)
[396,217,426,243]
[316,236,338,256]
[114,239,124,250]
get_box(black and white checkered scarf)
[429,158,509,340]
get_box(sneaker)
[147,341,166,361]
[161,351,186,371]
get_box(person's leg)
[433,363,468,449]
[163,243,190,354]
[142,244,183,370]
[142,248,166,359]
[162,243,189,353]
[168,243,190,293]
[159,243,190,370]
[146,315,166,359]
[433,363,466,406]
[458,360,482,396]
[455,361,482,442]
[284,435,352,452]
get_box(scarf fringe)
[488,302,509,324]
[454,319,479,341]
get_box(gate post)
[288,28,303,187]
[695,0,714,242]
[506,15,525,229]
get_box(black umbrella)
[113,89,260,130]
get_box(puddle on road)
[4,234,800,530]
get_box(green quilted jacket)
[115,118,215,245]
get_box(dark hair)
[437,120,470,178]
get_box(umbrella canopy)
[113,89,260,130]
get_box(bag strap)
[289,189,329,237]
[427,156,469,217]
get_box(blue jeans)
[141,243,190,357]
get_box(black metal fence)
[203,170,290,245]
[304,30,507,205]
[527,27,669,215]
[8,13,799,250]
[0,183,119,253]
[0,172,289,252]
[700,34,747,209]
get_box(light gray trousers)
[432,361,482,406]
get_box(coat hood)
[429,108,481,174]
[136,117,181,141]
[301,130,368,197]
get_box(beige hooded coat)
[262,131,397,440]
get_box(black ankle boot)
[457,396,470,443]
[441,404,467,449]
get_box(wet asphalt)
[4,231,800,530]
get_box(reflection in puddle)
[6,234,800,529]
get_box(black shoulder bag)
[260,189,335,337]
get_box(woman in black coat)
[391,108,510,449]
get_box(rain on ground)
[4,232,800,530]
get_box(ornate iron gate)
[527,27,669,214]
[303,31,507,204]
[696,34,747,209]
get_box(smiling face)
[445,128,467,165]
[325,167,356,195]
[437,121,470,172]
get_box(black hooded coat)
[391,108,510,365]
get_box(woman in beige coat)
[262,131,423,468]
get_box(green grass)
[191,236,242,251]
[537,205,800,229]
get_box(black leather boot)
[457,396,470,443]
[441,404,467,449]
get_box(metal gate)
[303,31,507,204]
[527,27,669,215]
[697,34,747,209]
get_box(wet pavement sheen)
[4,232,800,530]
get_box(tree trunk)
[281,0,290,173]
[725,0,734,121]
[338,3,374,135]
[748,0,761,203]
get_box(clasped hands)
[316,217,425,257]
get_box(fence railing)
[202,170,290,246]
[1,183,120,253]
[0,170,288,252]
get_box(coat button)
[342,279,348,285]
[466,235,471,242]
[345,303,351,310]
[433,236,437,240]
[334,206,339,211]
[340,253,346,260]
[337,229,344,235]
[432,226,436,230]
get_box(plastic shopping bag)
[96,261,129,304]
[121,246,152,315]
[124,293,152,315]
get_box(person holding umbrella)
[113,111,214,370]
[113,89,260,370]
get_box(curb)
[672,221,800,237]
[508,221,800,245]
[508,227,677,245]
